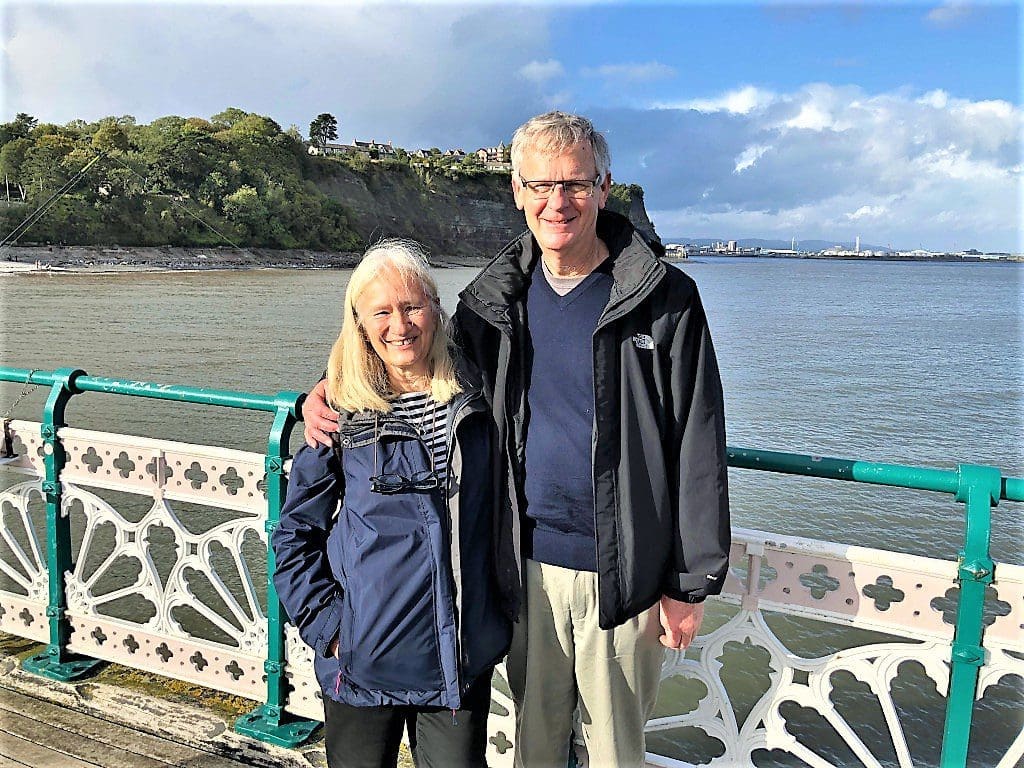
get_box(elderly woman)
[271,239,510,768]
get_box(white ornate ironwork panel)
[59,480,268,651]
[488,662,517,766]
[1,420,45,478]
[0,593,49,643]
[0,472,48,642]
[66,615,266,699]
[640,529,1024,768]
[2,423,1020,766]
[725,528,959,640]
[58,427,267,515]
[0,423,275,705]
[283,623,322,721]
[983,561,1023,649]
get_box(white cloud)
[733,144,771,174]
[2,4,553,149]
[582,62,675,82]
[613,82,1021,251]
[926,2,973,26]
[669,85,774,115]
[918,89,949,109]
[785,103,835,131]
[518,59,565,84]
[846,205,888,221]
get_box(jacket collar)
[459,210,665,327]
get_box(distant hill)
[0,109,659,260]
[666,236,894,252]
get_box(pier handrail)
[0,366,301,413]
[728,446,1023,502]
[1,365,1020,767]
[5,367,1020,502]
[0,365,313,747]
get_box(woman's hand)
[303,379,340,448]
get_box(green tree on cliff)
[309,113,338,147]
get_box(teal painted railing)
[1,366,1021,766]
[0,366,315,747]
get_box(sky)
[1,0,1021,252]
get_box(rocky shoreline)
[0,245,492,274]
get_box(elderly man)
[303,111,730,767]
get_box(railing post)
[22,368,103,681]
[235,392,319,747]
[939,463,1001,768]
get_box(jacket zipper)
[371,408,463,706]
[445,389,483,700]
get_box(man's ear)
[512,176,526,211]
[597,172,611,210]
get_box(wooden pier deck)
[0,686,258,768]
[0,644,325,768]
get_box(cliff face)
[310,162,661,260]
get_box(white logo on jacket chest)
[632,333,655,350]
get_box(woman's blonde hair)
[326,239,461,413]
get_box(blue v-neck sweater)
[523,265,613,572]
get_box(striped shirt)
[390,391,449,483]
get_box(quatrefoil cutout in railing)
[489,732,513,755]
[930,585,1012,627]
[10,435,27,457]
[799,564,841,600]
[224,660,245,680]
[82,447,104,473]
[862,575,906,611]
[183,462,209,490]
[112,452,136,479]
[218,467,245,496]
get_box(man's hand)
[658,595,704,650]
[303,379,339,448]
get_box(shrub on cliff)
[0,110,361,251]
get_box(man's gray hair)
[510,111,611,179]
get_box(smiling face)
[355,271,437,389]
[512,140,610,264]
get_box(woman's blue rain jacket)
[271,372,510,709]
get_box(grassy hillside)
[0,109,659,259]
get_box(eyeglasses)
[370,470,440,494]
[518,175,603,200]
[369,412,440,494]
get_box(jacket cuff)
[311,595,344,658]
[663,568,727,603]
[661,585,707,604]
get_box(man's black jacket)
[454,210,731,630]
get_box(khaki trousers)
[506,559,664,768]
